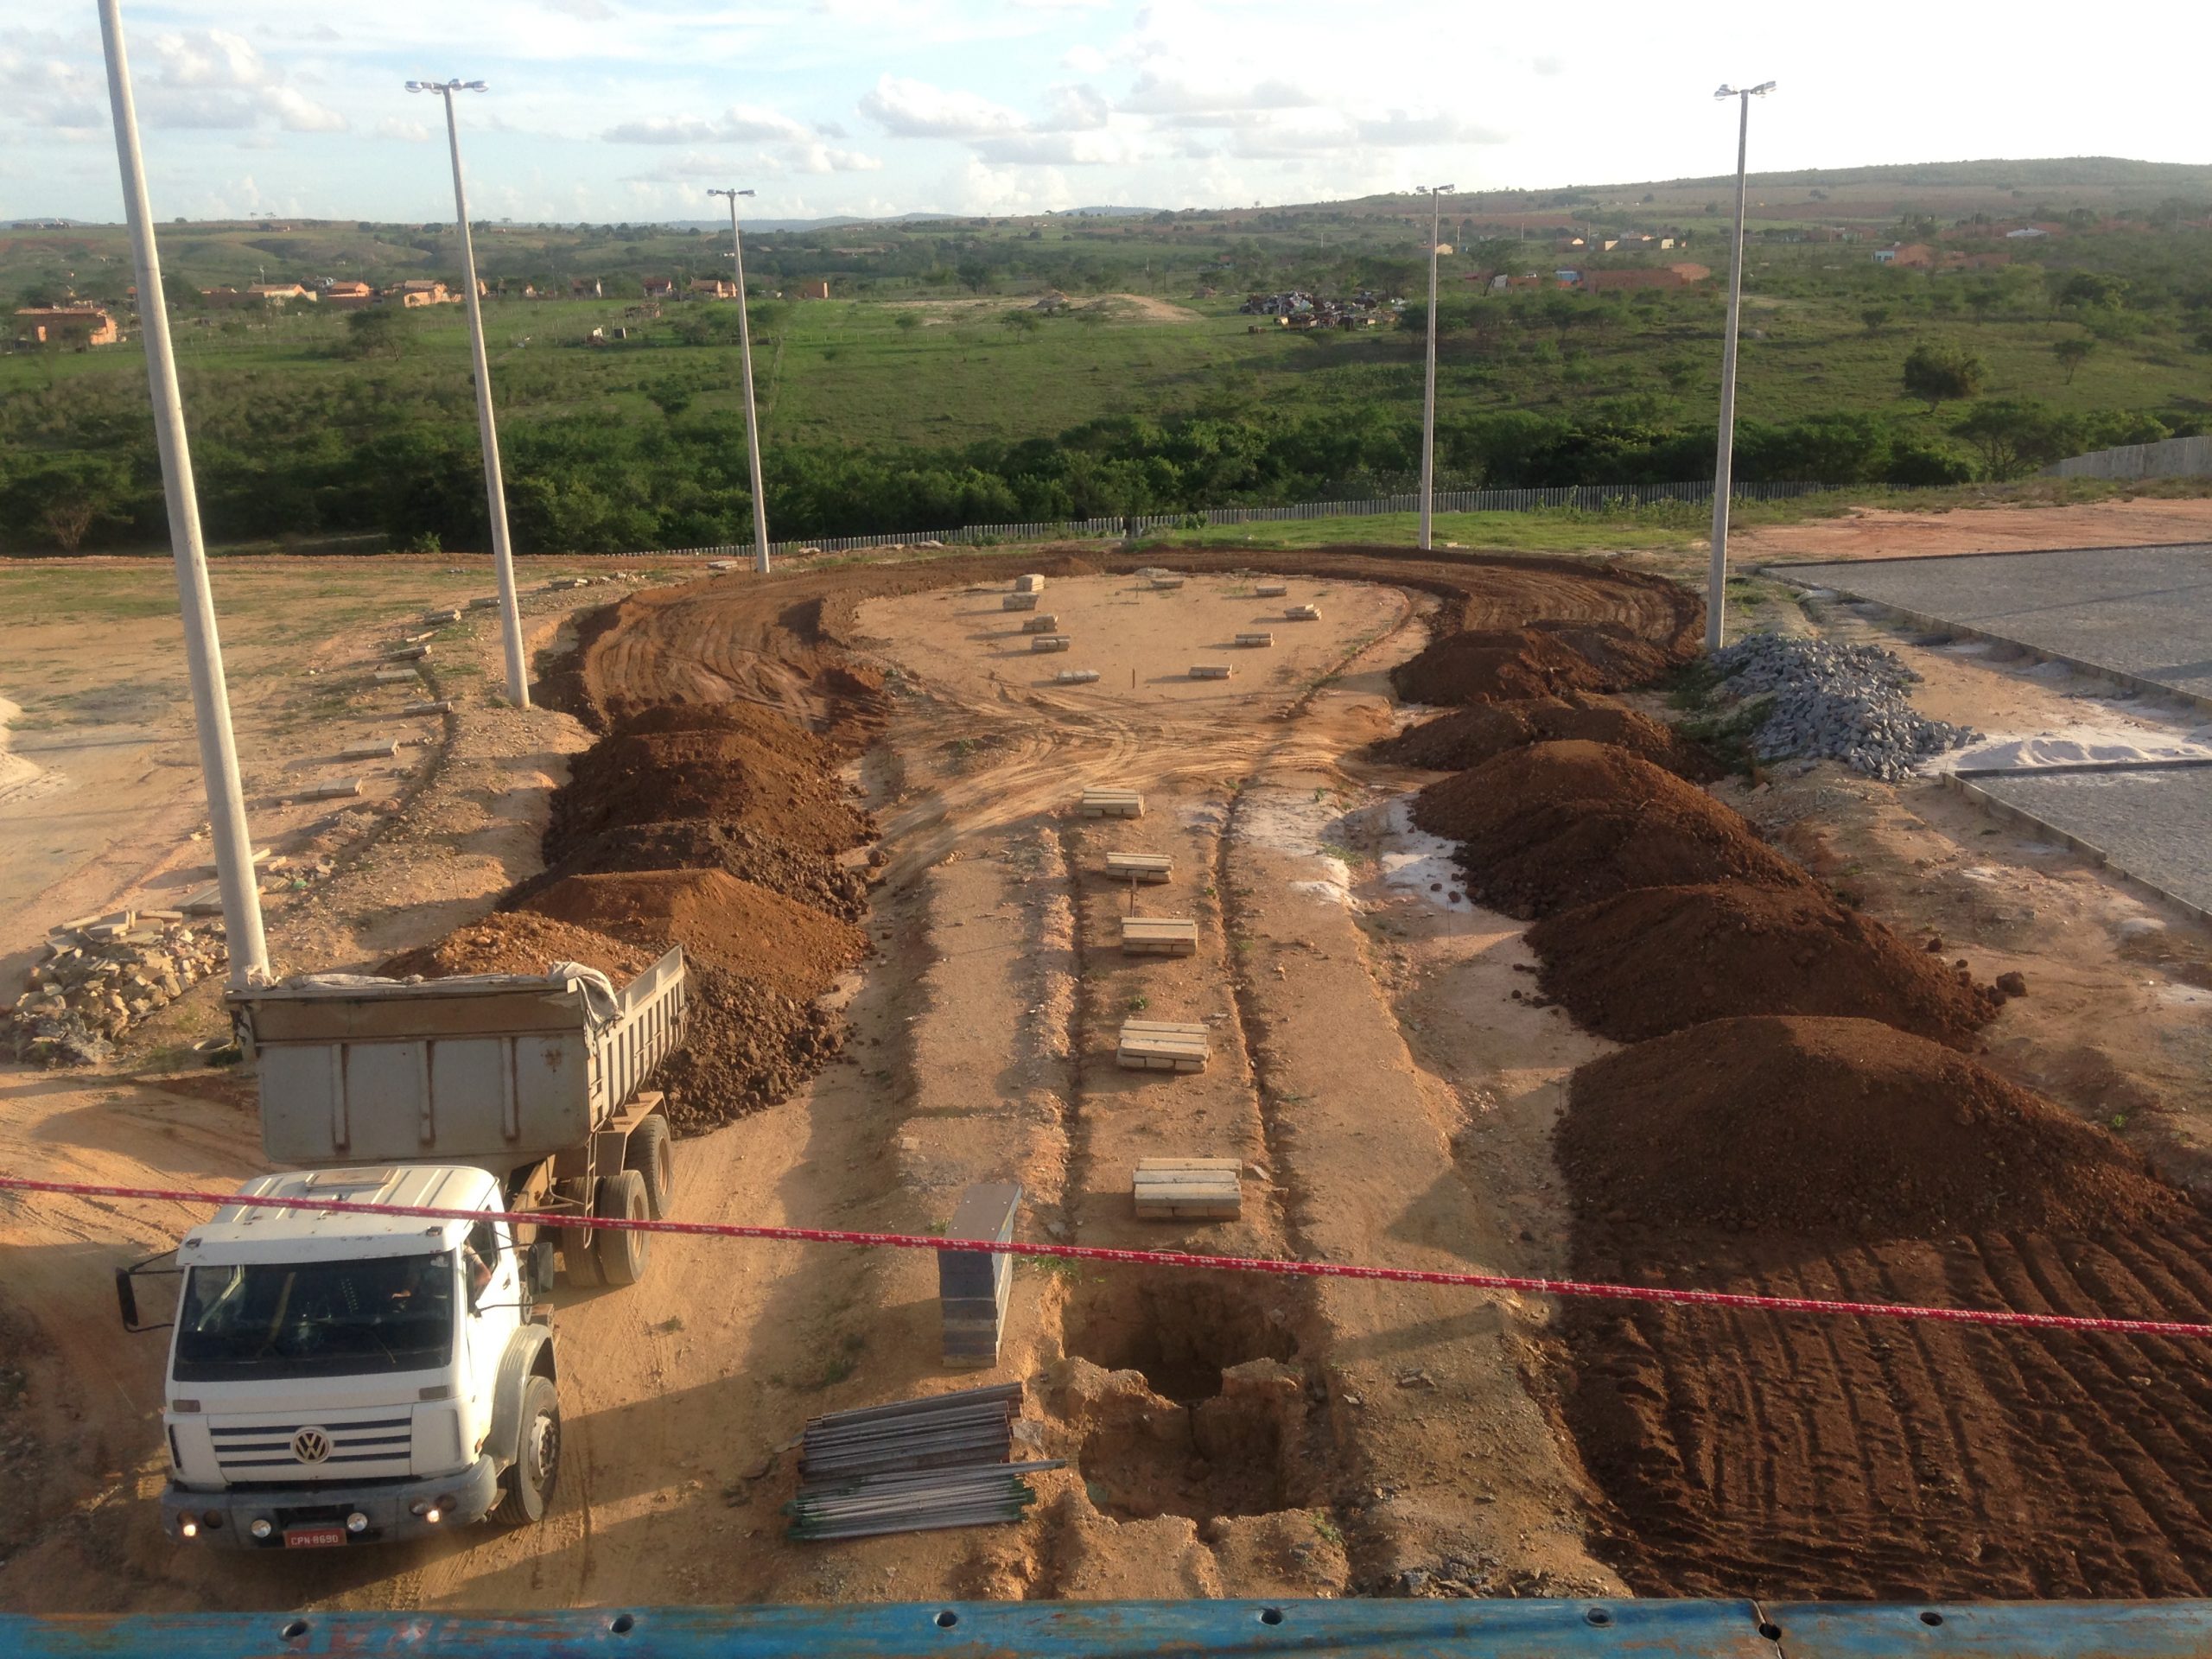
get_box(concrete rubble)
[9,910,229,1065]
[1711,632,1979,783]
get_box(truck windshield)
[173,1252,455,1381]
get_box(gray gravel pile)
[1711,633,1978,782]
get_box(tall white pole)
[429,82,530,706]
[713,189,773,575]
[1707,89,1758,652]
[1419,188,1443,552]
[97,0,269,989]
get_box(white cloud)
[605,104,813,144]
[1119,71,1314,118]
[1061,44,1110,74]
[971,130,1137,166]
[1039,82,1109,131]
[1533,54,1567,75]
[270,86,348,132]
[790,143,884,173]
[859,74,1027,139]
[1355,110,1504,148]
[375,117,433,142]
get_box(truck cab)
[136,1165,562,1549]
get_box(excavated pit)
[1057,1274,1314,1524]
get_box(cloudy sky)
[4,1,2206,225]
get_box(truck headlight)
[178,1517,198,1540]
[251,1518,273,1540]
[346,1511,370,1535]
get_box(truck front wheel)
[491,1374,561,1526]
[595,1168,652,1287]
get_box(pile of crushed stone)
[1528,882,2002,1047]
[1710,632,1978,782]
[1558,1014,2181,1241]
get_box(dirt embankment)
[1412,741,1813,918]
[545,543,1703,741]
[1376,692,1715,779]
[1527,882,2001,1047]
[391,696,880,1130]
[1558,1014,2212,1599]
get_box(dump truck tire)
[556,1177,602,1289]
[624,1114,673,1219]
[492,1373,561,1526]
[595,1168,651,1287]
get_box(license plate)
[284,1525,346,1549]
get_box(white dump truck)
[115,950,687,1548]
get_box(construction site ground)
[3,494,2212,1612]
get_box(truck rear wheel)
[624,1114,674,1218]
[491,1373,561,1526]
[595,1167,652,1287]
[556,1177,602,1289]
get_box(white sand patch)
[1234,786,1354,906]
[1375,798,1471,912]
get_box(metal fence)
[626,479,1846,564]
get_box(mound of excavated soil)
[545,702,875,864]
[1412,741,1812,917]
[654,965,848,1131]
[507,819,868,921]
[519,869,868,1001]
[1376,694,1714,779]
[1529,884,2001,1047]
[378,914,657,982]
[1560,1014,2178,1240]
[1391,621,1681,706]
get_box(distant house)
[247,283,315,305]
[1874,244,1934,269]
[14,305,118,347]
[642,277,677,299]
[323,280,375,309]
[200,286,246,308]
[392,279,455,308]
[569,277,602,298]
[2005,226,2052,240]
[688,278,737,299]
[1554,268,1581,286]
[796,279,831,301]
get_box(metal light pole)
[408,78,530,706]
[1417,183,1454,551]
[1706,80,1774,652]
[709,188,773,575]
[97,0,269,988]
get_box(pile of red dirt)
[1391,621,1682,706]
[1411,741,1812,917]
[1375,693,1715,779]
[1529,884,2002,1047]
[508,819,869,921]
[378,913,657,982]
[652,965,849,1131]
[518,869,868,1001]
[1559,1014,2179,1240]
[544,702,875,864]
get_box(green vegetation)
[5,164,2209,555]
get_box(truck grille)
[208,1412,414,1479]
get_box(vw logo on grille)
[291,1427,333,1465]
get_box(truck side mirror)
[117,1250,181,1333]
[527,1240,557,1296]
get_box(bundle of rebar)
[787,1382,1063,1541]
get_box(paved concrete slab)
[1961,763,2212,919]
[1781,543,2212,704]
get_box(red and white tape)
[4,1173,2206,1342]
